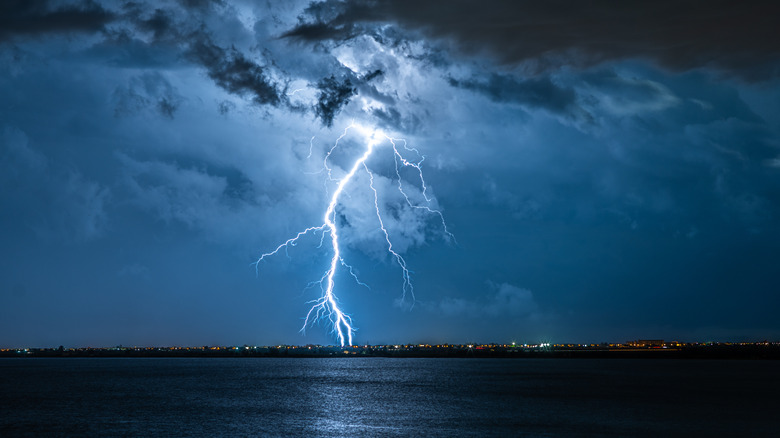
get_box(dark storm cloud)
[0,0,115,42]
[188,38,283,106]
[118,4,292,112]
[448,74,589,121]
[175,0,226,11]
[134,7,177,41]
[362,69,383,82]
[2,1,354,126]
[314,74,356,127]
[282,21,356,42]
[288,0,780,80]
[371,107,402,130]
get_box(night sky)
[2,0,780,347]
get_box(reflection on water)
[1,358,777,436]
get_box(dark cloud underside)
[0,0,114,42]
[315,75,356,127]
[287,0,780,80]
[188,39,282,106]
[448,74,585,120]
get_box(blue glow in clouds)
[254,122,452,346]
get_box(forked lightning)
[254,122,452,346]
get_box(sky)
[2,0,780,347]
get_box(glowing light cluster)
[254,122,452,346]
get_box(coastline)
[3,343,779,359]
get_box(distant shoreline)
[3,343,779,359]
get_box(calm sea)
[1,357,777,437]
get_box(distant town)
[2,340,779,359]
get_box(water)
[1,358,777,436]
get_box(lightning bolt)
[254,122,451,346]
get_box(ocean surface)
[1,357,777,437]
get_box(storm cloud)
[0,0,114,42]
[1,0,779,347]
[287,0,780,80]
[448,73,589,121]
[314,74,356,126]
[188,38,283,107]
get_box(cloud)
[187,38,283,107]
[287,0,780,80]
[578,70,681,115]
[282,20,356,42]
[0,0,115,42]
[2,0,780,344]
[116,153,295,245]
[335,163,443,257]
[133,6,177,41]
[482,175,545,221]
[112,72,183,119]
[435,282,540,319]
[449,73,590,121]
[0,126,47,174]
[57,171,111,240]
[314,74,356,127]
[485,283,539,316]
[0,126,110,241]
[119,155,235,227]
[217,100,236,115]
